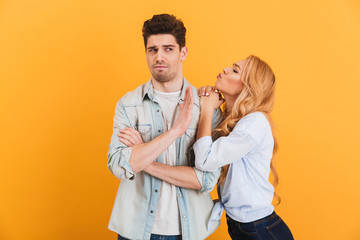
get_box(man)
[107,14,222,240]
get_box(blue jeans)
[118,234,182,240]
[226,212,294,240]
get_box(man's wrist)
[169,127,184,139]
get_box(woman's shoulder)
[234,112,271,141]
[237,112,269,127]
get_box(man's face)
[145,34,187,83]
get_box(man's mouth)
[154,65,168,69]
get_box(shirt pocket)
[185,128,196,144]
[137,124,152,143]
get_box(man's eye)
[149,49,157,52]
[233,69,238,73]
[166,48,173,51]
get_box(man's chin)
[153,74,172,83]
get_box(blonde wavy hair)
[214,55,281,204]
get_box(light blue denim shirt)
[107,78,222,240]
[193,112,275,228]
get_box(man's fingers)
[184,86,193,109]
[119,129,137,145]
[185,85,192,97]
[119,137,133,147]
[126,127,143,143]
[185,87,193,119]
[119,133,136,145]
[119,127,145,145]
[184,86,192,103]
[189,88,194,107]
[119,129,135,136]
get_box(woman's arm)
[197,88,224,140]
[194,113,268,172]
[196,107,213,140]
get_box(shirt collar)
[143,77,190,103]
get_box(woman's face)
[215,59,247,96]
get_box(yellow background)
[1,0,360,239]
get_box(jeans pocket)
[227,216,258,240]
[266,218,294,240]
[238,222,258,236]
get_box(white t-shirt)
[151,89,181,235]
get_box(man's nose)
[223,68,228,74]
[155,50,164,62]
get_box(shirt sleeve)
[193,167,221,193]
[211,107,223,130]
[194,113,267,172]
[107,99,136,180]
[184,107,223,192]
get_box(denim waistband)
[227,211,277,225]
[251,211,277,225]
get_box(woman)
[194,55,293,240]
[118,55,293,240]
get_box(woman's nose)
[223,68,228,74]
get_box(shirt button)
[150,210,153,214]
[157,109,160,112]
[158,130,161,133]
[182,215,186,218]
[155,189,158,193]
[179,194,182,197]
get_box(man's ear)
[180,46,188,61]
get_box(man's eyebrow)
[147,46,157,50]
[233,63,241,69]
[147,44,176,50]
[163,44,176,48]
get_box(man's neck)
[152,76,184,93]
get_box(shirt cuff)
[193,168,207,192]
[119,147,136,180]
[193,167,219,193]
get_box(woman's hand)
[199,86,225,113]
[198,85,214,97]
[118,127,144,147]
